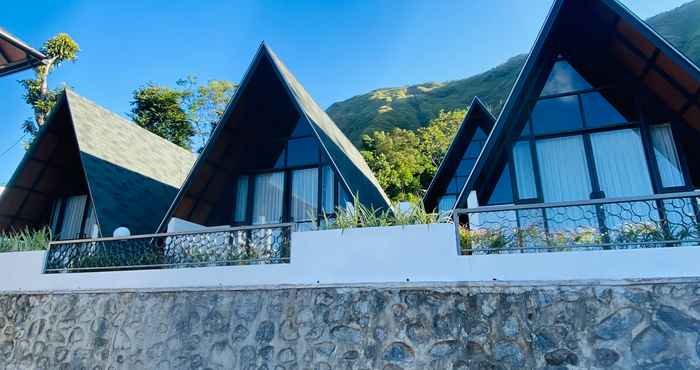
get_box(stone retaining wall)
[1,280,700,369]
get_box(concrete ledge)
[0,223,699,293]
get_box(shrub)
[0,228,51,252]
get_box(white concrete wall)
[0,223,699,293]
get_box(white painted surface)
[0,223,698,293]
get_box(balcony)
[43,223,292,273]
[453,191,700,254]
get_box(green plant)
[459,227,511,253]
[320,196,444,230]
[0,228,51,252]
[614,222,665,247]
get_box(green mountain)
[328,0,700,145]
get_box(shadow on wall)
[80,153,181,237]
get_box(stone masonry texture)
[1,281,700,369]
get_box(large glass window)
[651,124,685,188]
[512,141,537,200]
[252,172,285,225]
[321,166,335,214]
[287,138,319,167]
[581,91,627,128]
[291,168,318,223]
[531,95,583,135]
[540,60,592,96]
[50,195,96,241]
[233,176,249,222]
[590,129,653,197]
[487,165,514,205]
[536,135,591,202]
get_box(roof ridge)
[64,89,196,159]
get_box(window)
[338,182,352,208]
[233,176,249,222]
[590,129,653,197]
[531,95,583,135]
[287,137,319,167]
[651,124,685,188]
[540,60,592,96]
[437,195,456,213]
[581,91,627,128]
[322,166,335,214]
[291,168,318,223]
[536,135,591,202]
[512,141,537,199]
[50,195,97,241]
[252,172,285,225]
[487,165,513,205]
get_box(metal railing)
[43,223,293,273]
[453,191,700,255]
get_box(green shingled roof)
[65,90,197,235]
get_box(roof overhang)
[0,28,46,77]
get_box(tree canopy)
[19,33,80,141]
[130,85,194,149]
[361,109,467,201]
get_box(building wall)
[1,280,699,369]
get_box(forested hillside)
[327,0,700,145]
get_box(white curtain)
[537,136,596,233]
[651,124,684,188]
[252,172,285,225]
[590,129,653,197]
[82,202,99,239]
[512,141,537,199]
[536,135,592,202]
[59,195,87,240]
[49,198,63,236]
[234,176,249,222]
[291,168,318,222]
[321,166,334,214]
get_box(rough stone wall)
[1,281,700,369]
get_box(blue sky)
[0,0,690,184]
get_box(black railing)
[454,191,700,255]
[43,223,292,273]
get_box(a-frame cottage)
[423,97,495,213]
[160,44,389,232]
[454,0,700,249]
[0,90,196,240]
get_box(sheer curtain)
[536,136,596,233]
[59,195,87,240]
[321,166,334,214]
[252,172,285,225]
[651,124,684,188]
[590,129,653,197]
[590,129,655,236]
[82,202,99,239]
[512,141,537,199]
[536,136,592,201]
[291,168,318,222]
[234,176,249,222]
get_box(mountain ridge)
[327,0,700,145]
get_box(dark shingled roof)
[0,90,197,236]
[0,27,45,77]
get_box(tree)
[416,109,467,180]
[19,33,80,138]
[130,85,194,149]
[361,109,467,201]
[361,128,430,201]
[178,76,237,151]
